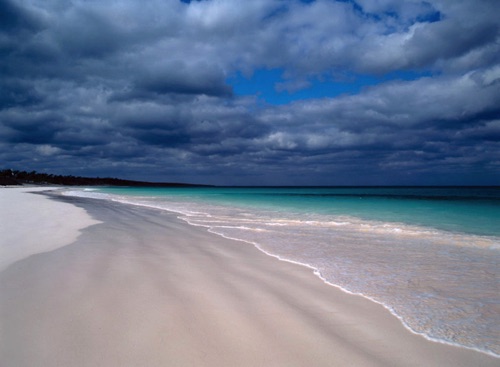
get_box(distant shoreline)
[0,169,210,187]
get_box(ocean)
[63,186,500,357]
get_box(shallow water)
[64,186,500,356]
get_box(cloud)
[35,144,61,156]
[0,0,42,33]
[0,0,499,185]
[133,61,232,97]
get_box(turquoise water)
[98,186,500,236]
[64,186,500,356]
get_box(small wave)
[61,187,500,357]
[62,189,110,200]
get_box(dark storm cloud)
[0,79,44,109]
[0,0,40,32]
[114,96,268,153]
[2,110,62,144]
[133,61,232,97]
[0,0,499,185]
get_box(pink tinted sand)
[0,188,497,366]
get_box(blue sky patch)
[227,68,434,105]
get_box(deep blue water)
[64,186,500,357]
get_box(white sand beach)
[0,187,100,272]
[0,188,498,366]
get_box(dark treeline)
[0,169,206,187]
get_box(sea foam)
[62,187,500,357]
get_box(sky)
[1,0,499,186]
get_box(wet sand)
[0,188,497,366]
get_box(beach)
[0,188,498,366]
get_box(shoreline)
[0,187,100,272]
[82,187,499,357]
[201,226,500,359]
[1,188,498,366]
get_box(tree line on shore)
[0,169,204,187]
